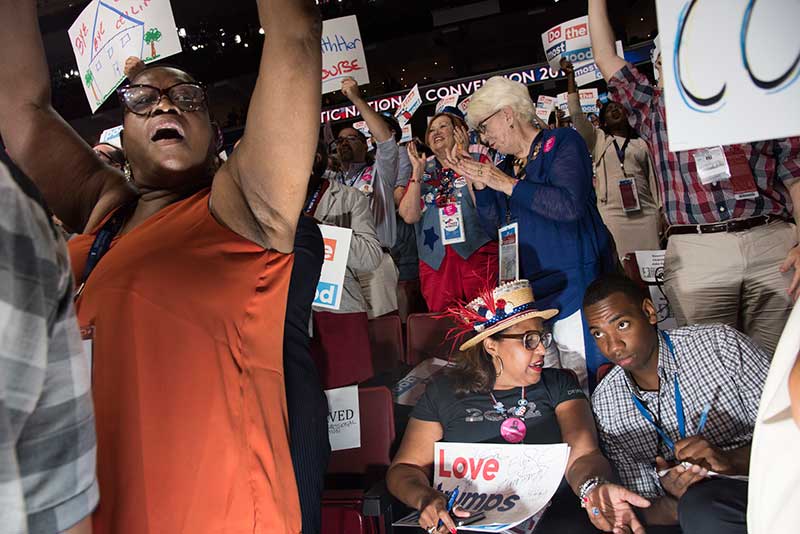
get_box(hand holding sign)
[417,488,470,534]
[341,76,362,103]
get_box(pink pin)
[500,417,527,443]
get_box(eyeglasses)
[476,109,503,135]
[496,330,553,351]
[330,135,364,151]
[117,82,207,115]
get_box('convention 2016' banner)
[69,0,182,113]
[321,15,370,95]
[655,0,800,151]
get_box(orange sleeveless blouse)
[69,188,301,533]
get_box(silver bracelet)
[579,476,609,504]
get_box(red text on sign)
[322,59,363,81]
[438,449,500,481]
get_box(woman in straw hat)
[386,280,649,534]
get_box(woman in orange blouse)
[0,1,322,532]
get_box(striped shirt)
[608,63,799,226]
[0,153,98,533]
[591,324,768,498]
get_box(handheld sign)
[395,442,569,532]
[579,88,599,114]
[314,225,353,311]
[542,16,593,71]
[436,93,460,114]
[395,84,423,127]
[535,95,556,122]
[98,125,124,148]
[69,0,182,113]
[655,0,800,151]
[321,15,369,95]
[324,385,361,451]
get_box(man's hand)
[656,456,707,499]
[341,76,362,103]
[584,483,650,534]
[780,244,800,301]
[673,436,737,474]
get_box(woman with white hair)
[447,76,616,391]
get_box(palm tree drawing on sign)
[144,28,162,59]
[84,70,99,102]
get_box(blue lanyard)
[74,202,135,300]
[630,331,686,451]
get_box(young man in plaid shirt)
[588,0,800,355]
[585,274,768,534]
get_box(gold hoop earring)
[494,356,504,377]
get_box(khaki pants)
[663,221,797,354]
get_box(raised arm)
[587,0,628,81]
[562,60,597,151]
[0,0,132,233]
[398,143,426,224]
[211,0,322,253]
[341,77,392,143]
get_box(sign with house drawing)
[69,0,182,113]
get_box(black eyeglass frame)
[495,330,553,351]
[476,108,504,135]
[116,82,208,116]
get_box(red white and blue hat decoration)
[446,280,559,351]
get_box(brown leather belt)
[666,214,787,238]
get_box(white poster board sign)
[542,16,593,70]
[400,124,414,144]
[392,357,451,406]
[394,443,569,532]
[655,0,800,151]
[436,93,460,114]
[98,124,124,148]
[535,95,556,122]
[634,250,666,284]
[395,84,423,127]
[314,225,353,310]
[69,0,182,113]
[574,41,625,87]
[579,88,599,114]
[556,92,570,117]
[321,15,370,95]
[324,384,360,451]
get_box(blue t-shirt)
[474,128,616,320]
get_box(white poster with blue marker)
[68,0,182,113]
[393,443,569,532]
[321,15,370,95]
[313,224,353,311]
[655,0,800,151]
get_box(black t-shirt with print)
[411,369,587,444]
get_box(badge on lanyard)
[80,325,95,382]
[439,203,466,245]
[725,146,759,200]
[693,146,731,185]
[619,178,642,213]
[498,222,520,283]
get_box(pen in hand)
[438,486,460,530]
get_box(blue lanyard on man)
[630,331,686,452]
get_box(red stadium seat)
[322,386,396,534]
[367,315,404,375]
[405,313,459,366]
